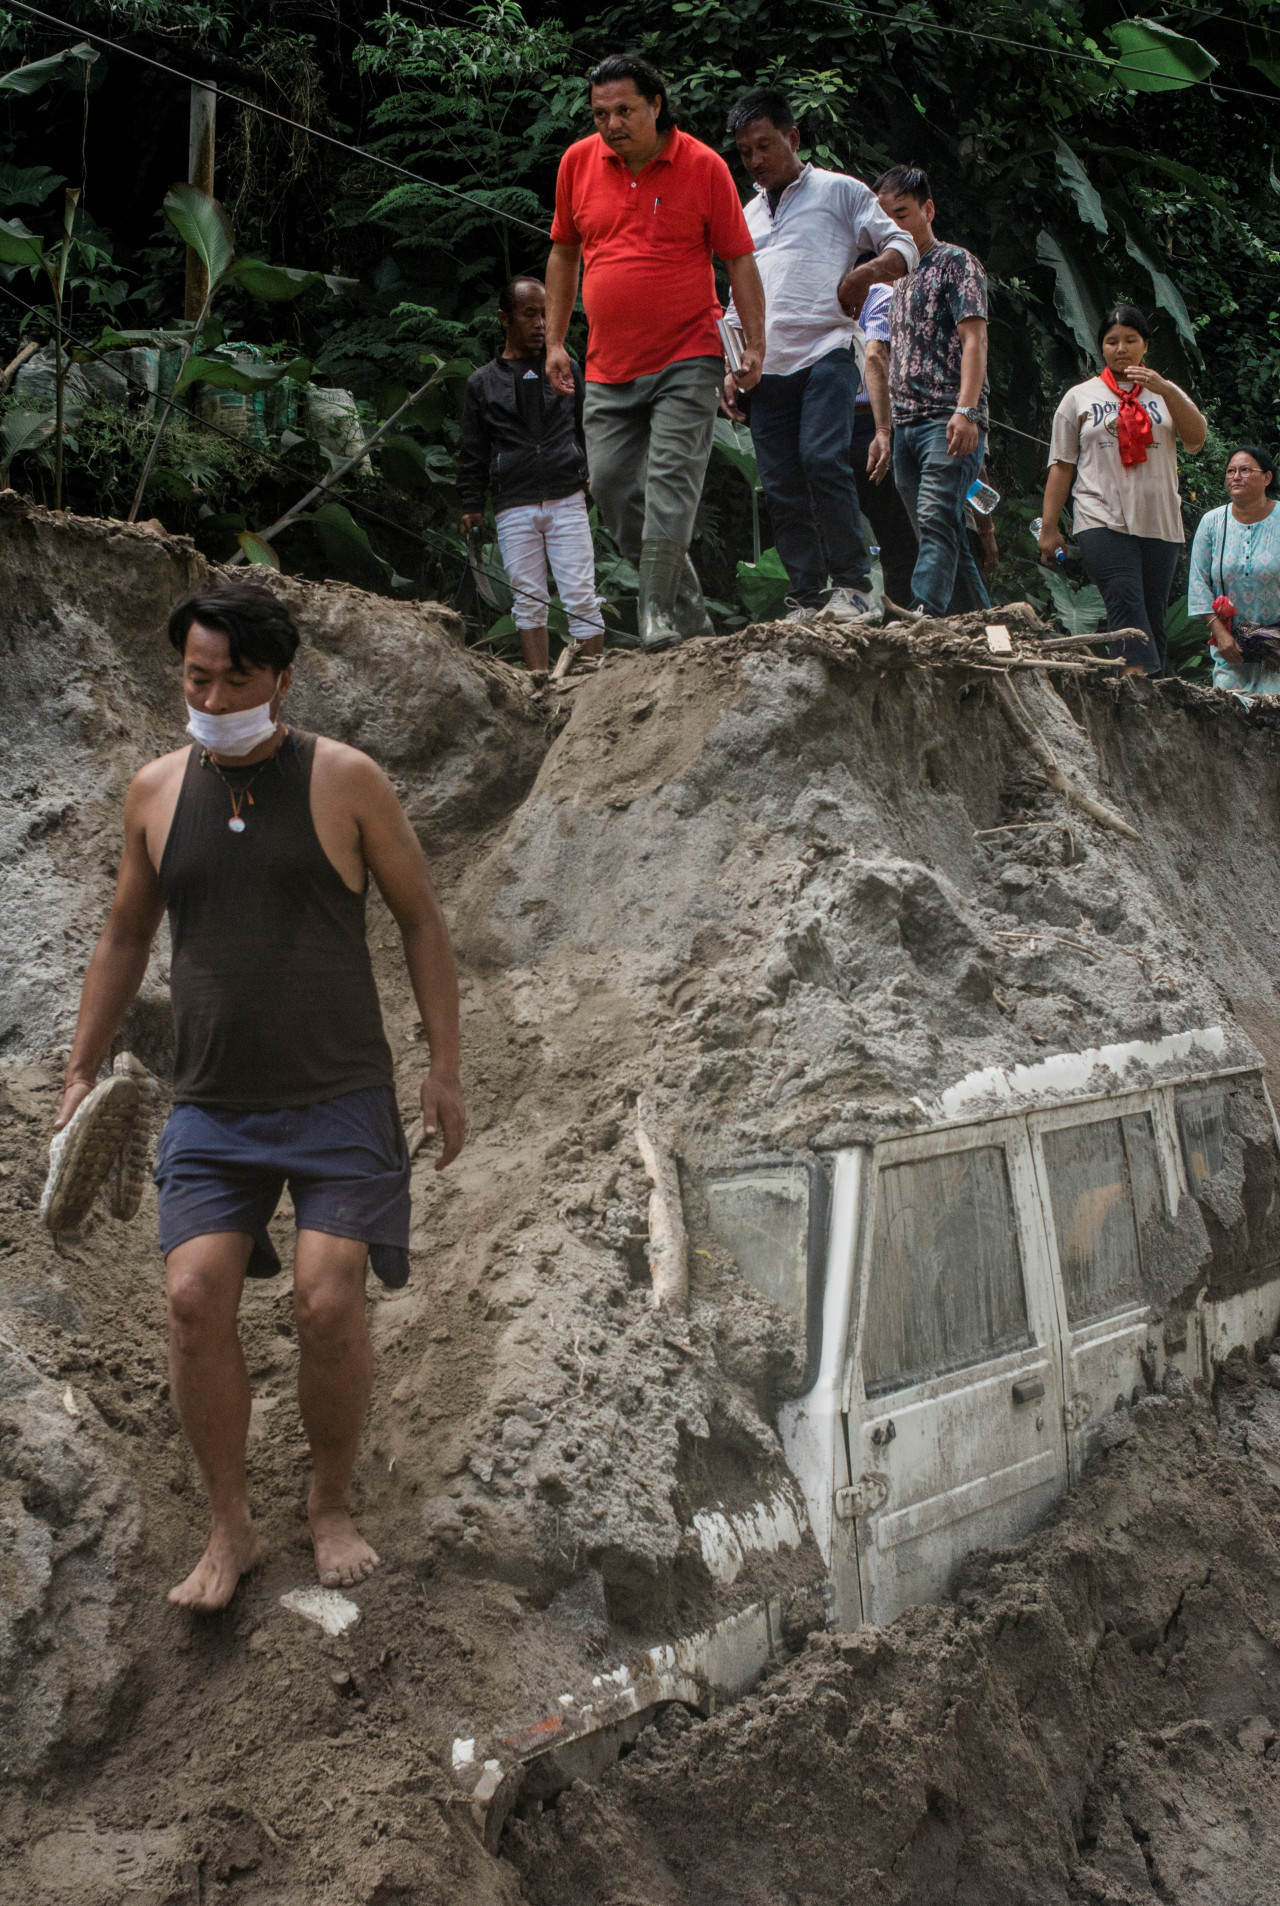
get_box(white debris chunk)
[61,1386,79,1418]
[452,1738,476,1771]
[278,1586,361,1635]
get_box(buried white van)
[735,1026,1280,1627]
[460,1026,1280,1840]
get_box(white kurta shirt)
[726,163,917,378]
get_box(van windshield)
[862,1146,1032,1397]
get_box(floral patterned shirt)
[888,241,989,428]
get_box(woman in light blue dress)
[1187,444,1280,699]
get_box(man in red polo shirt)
[545,53,765,651]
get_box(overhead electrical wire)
[8,0,1278,250]
[2,0,551,234]
[1,2,1203,520]
[803,0,1280,109]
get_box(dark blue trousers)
[747,346,871,606]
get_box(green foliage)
[737,547,790,624]
[0,42,97,96]
[163,181,234,284]
[1107,20,1217,94]
[1163,594,1211,678]
[0,163,65,206]
[711,418,761,493]
[0,0,1277,614]
[1043,569,1106,637]
[237,529,279,567]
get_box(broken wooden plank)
[635,1099,688,1315]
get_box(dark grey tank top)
[158,730,395,1109]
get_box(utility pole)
[184,82,217,321]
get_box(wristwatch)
[953,405,981,422]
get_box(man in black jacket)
[459,277,604,671]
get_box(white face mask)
[186,686,281,759]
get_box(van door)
[843,1121,1068,1626]
[1029,1097,1170,1477]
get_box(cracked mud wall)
[4,501,1280,1902]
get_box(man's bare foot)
[308,1494,380,1589]
[169,1505,262,1611]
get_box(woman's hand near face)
[1123,364,1173,399]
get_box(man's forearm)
[864,345,891,432]
[544,242,582,350]
[401,908,461,1080]
[867,248,909,288]
[65,932,155,1085]
[725,254,765,351]
[957,325,987,410]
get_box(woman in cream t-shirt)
[1037,303,1207,674]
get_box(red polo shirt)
[551,126,754,385]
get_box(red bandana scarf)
[1100,366,1154,468]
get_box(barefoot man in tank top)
[52,583,465,1611]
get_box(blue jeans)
[893,419,990,616]
[747,346,870,606]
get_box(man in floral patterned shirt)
[875,165,991,617]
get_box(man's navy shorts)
[154,1084,412,1288]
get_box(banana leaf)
[712,417,761,492]
[308,501,384,578]
[1123,230,1201,358]
[1108,19,1217,92]
[0,164,66,207]
[163,183,235,290]
[1044,570,1106,637]
[1,408,57,459]
[228,259,327,303]
[173,354,306,398]
[1035,229,1103,361]
[1053,139,1107,236]
[737,546,791,623]
[238,531,280,569]
[0,43,97,95]
[0,215,46,270]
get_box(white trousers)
[495,490,604,642]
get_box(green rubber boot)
[673,553,715,640]
[638,539,687,652]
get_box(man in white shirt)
[723,88,917,624]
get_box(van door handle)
[1012,1379,1045,1405]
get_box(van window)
[702,1165,812,1326]
[1042,1115,1160,1325]
[863,1146,1031,1397]
[1176,1089,1226,1194]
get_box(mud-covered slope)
[5,500,1280,1904]
[458,627,1272,1168]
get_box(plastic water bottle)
[1030,518,1068,564]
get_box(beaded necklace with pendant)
[202,727,288,833]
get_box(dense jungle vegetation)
[1,0,1277,657]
